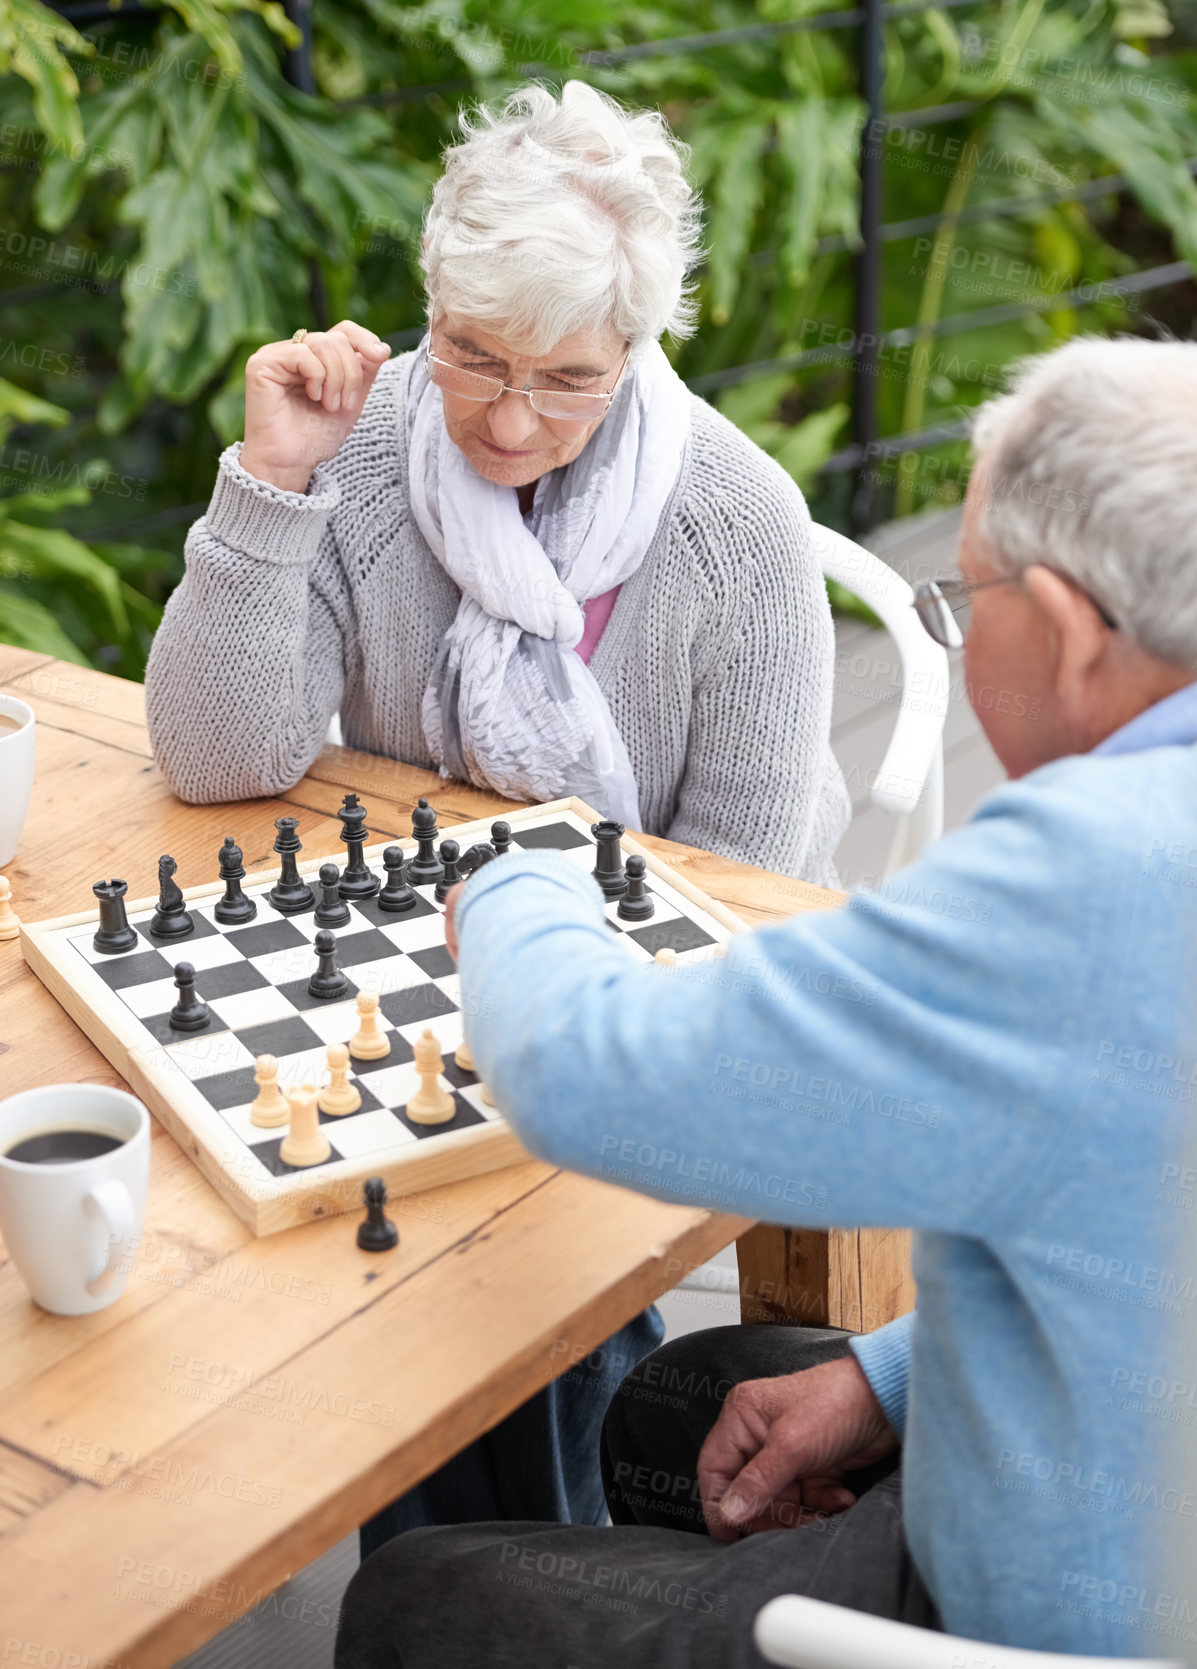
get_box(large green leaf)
[0,584,89,661]
[0,520,129,633]
[704,119,768,325]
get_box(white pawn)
[655,946,679,968]
[249,1054,290,1128]
[279,1084,331,1167]
[406,1029,455,1125]
[0,875,19,942]
[319,1042,361,1117]
[349,991,390,1061]
[454,1036,475,1073]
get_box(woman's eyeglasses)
[912,574,1118,649]
[425,345,630,423]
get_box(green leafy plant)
[0,0,1192,672]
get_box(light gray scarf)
[407,339,691,827]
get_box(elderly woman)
[145,79,849,1546]
[146,81,848,880]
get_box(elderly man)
[336,333,1196,1668]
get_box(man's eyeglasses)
[425,344,630,423]
[912,574,1118,649]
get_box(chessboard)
[20,797,745,1236]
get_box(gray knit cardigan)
[146,351,850,885]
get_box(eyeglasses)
[425,344,630,422]
[912,574,1118,649]
[912,577,1011,649]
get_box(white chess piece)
[406,1029,455,1125]
[349,991,390,1060]
[249,1054,290,1128]
[279,1084,331,1167]
[654,946,679,967]
[454,1036,475,1073]
[0,875,19,942]
[318,1042,361,1116]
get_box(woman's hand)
[697,1355,898,1539]
[240,320,392,494]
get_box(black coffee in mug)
[4,1127,126,1165]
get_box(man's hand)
[698,1354,898,1539]
[443,881,466,963]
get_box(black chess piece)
[591,820,628,900]
[491,820,512,857]
[435,839,462,904]
[407,797,444,886]
[617,854,655,922]
[313,862,351,929]
[92,879,138,955]
[308,928,349,1000]
[268,817,315,914]
[150,854,194,938]
[357,1176,399,1252]
[337,793,380,899]
[213,837,257,925]
[457,843,497,879]
[378,846,416,913]
[168,961,210,1032]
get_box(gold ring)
[291,328,309,344]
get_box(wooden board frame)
[20,797,747,1236]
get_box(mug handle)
[82,1180,135,1296]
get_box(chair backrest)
[754,1594,1182,1669]
[810,523,949,873]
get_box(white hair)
[970,336,1197,666]
[421,80,702,355]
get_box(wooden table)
[0,648,914,1667]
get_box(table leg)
[736,1226,915,1333]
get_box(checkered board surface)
[32,806,734,1221]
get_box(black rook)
[92,879,138,956]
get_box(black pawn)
[150,853,194,938]
[314,862,351,929]
[308,928,349,1000]
[617,854,655,922]
[435,838,462,904]
[357,1176,399,1252]
[169,961,210,1032]
[213,837,256,925]
[407,797,443,886]
[491,820,512,857]
[591,820,628,900]
[338,793,380,900]
[92,879,138,955]
[268,817,315,915]
[378,846,416,913]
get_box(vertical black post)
[851,0,885,537]
[280,0,329,328]
[284,0,315,93]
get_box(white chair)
[812,523,949,875]
[754,1594,1181,1669]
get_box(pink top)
[576,584,622,665]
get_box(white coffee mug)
[0,693,34,868]
[0,1084,150,1315]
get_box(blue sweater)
[456,689,1197,1654]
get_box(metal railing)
[29,0,1197,544]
